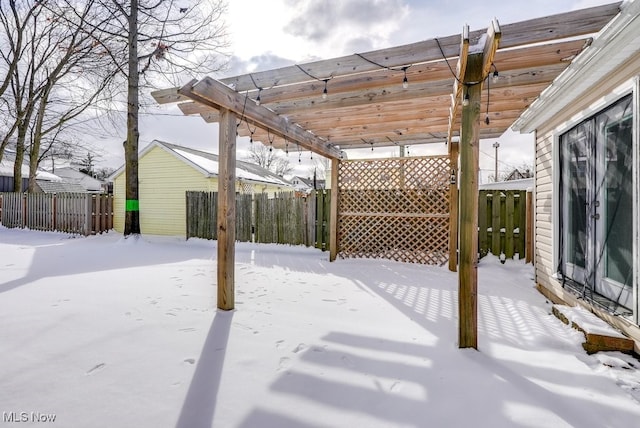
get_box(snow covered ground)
[1,227,640,428]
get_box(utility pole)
[492,141,500,181]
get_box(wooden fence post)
[525,190,533,264]
[22,193,27,228]
[448,142,459,272]
[329,159,339,261]
[505,192,515,259]
[84,194,92,236]
[52,194,57,231]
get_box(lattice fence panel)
[337,156,451,265]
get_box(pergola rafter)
[150,2,622,347]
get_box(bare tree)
[246,143,294,177]
[0,1,118,191]
[0,1,39,159]
[48,0,228,235]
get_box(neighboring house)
[0,155,67,192]
[479,178,533,191]
[512,1,640,341]
[109,140,294,236]
[52,167,105,193]
[291,175,326,193]
[504,168,533,181]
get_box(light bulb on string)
[402,67,409,89]
[255,88,262,106]
[462,91,470,107]
[322,79,328,100]
[485,116,490,125]
[491,63,499,84]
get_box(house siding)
[113,146,215,236]
[532,57,640,347]
[112,143,294,236]
[534,66,640,291]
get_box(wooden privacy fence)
[337,156,451,265]
[0,192,113,235]
[478,189,533,261]
[186,191,330,248]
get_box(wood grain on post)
[217,108,237,311]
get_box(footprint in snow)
[86,363,106,375]
[183,358,196,365]
[275,339,285,349]
[278,357,291,371]
[292,343,307,353]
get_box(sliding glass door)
[560,95,634,311]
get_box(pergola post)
[329,158,339,262]
[217,108,236,310]
[458,54,483,349]
[448,142,459,272]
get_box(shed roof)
[109,140,292,187]
[153,3,622,156]
[0,156,62,182]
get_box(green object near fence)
[125,199,139,212]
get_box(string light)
[295,64,332,100]
[267,130,274,152]
[462,90,470,107]
[255,88,262,106]
[355,53,412,90]
[485,70,491,125]
[245,121,256,143]
[491,63,499,84]
[297,143,301,163]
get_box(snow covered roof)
[479,178,534,191]
[36,180,87,193]
[52,167,104,192]
[110,140,292,188]
[0,156,62,182]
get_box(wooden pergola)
[152,3,620,349]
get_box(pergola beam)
[178,78,343,160]
[220,3,618,93]
[448,25,470,148]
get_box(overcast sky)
[94,0,617,181]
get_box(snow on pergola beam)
[175,78,344,160]
[152,3,620,154]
